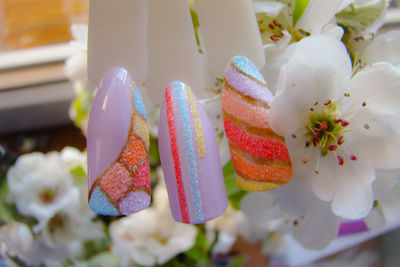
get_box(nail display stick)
[87,0,147,89]
[146,0,205,104]
[194,0,265,77]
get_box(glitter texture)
[236,174,279,191]
[119,191,151,215]
[176,83,204,224]
[159,81,228,224]
[89,187,120,216]
[224,65,273,104]
[230,150,292,183]
[232,56,267,83]
[165,86,190,223]
[121,135,147,171]
[100,163,133,202]
[185,85,206,158]
[133,87,147,119]
[88,73,151,216]
[134,161,150,189]
[222,56,292,192]
[222,88,270,128]
[134,116,150,150]
[224,118,291,162]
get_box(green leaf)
[228,255,247,267]
[185,231,209,263]
[0,180,14,222]
[293,0,310,25]
[71,89,93,126]
[149,135,161,168]
[223,161,247,210]
[87,252,120,267]
[70,165,86,184]
[190,8,203,53]
[81,236,112,261]
[336,0,386,29]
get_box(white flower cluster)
[109,169,197,266]
[2,148,104,266]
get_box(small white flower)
[0,222,34,260]
[7,153,80,232]
[270,34,400,220]
[110,180,197,266]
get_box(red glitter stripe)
[165,87,190,223]
[224,118,291,162]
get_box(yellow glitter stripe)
[185,86,206,158]
[236,175,279,191]
[134,115,150,151]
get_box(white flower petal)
[293,201,342,249]
[332,180,374,219]
[346,110,400,169]
[296,0,344,33]
[346,62,400,116]
[211,232,237,255]
[309,154,340,201]
[240,192,283,223]
[373,168,400,200]
[252,1,287,17]
[269,67,309,136]
[261,33,295,93]
[364,31,400,66]
[270,35,352,136]
[321,23,344,40]
[271,175,320,217]
[310,153,375,219]
[364,206,386,231]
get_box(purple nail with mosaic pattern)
[87,67,150,216]
[158,81,228,224]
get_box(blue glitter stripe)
[133,87,147,119]
[174,81,204,223]
[232,56,266,84]
[89,187,120,216]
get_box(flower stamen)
[337,155,344,166]
[304,101,356,166]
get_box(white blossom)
[7,152,80,232]
[110,180,197,266]
[269,34,400,220]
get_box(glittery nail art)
[158,81,228,224]
[87,67,150,215]
[223,56,293,191]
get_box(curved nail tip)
[225,56,273,104]
[87,67,151,215]
[223,59,292,192]
[159,81,228,224]
[119,191,151,215]
[231,56,267,84]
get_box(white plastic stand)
[146,0,205,104]
[87,0,147,90]
[194,0,265,77]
